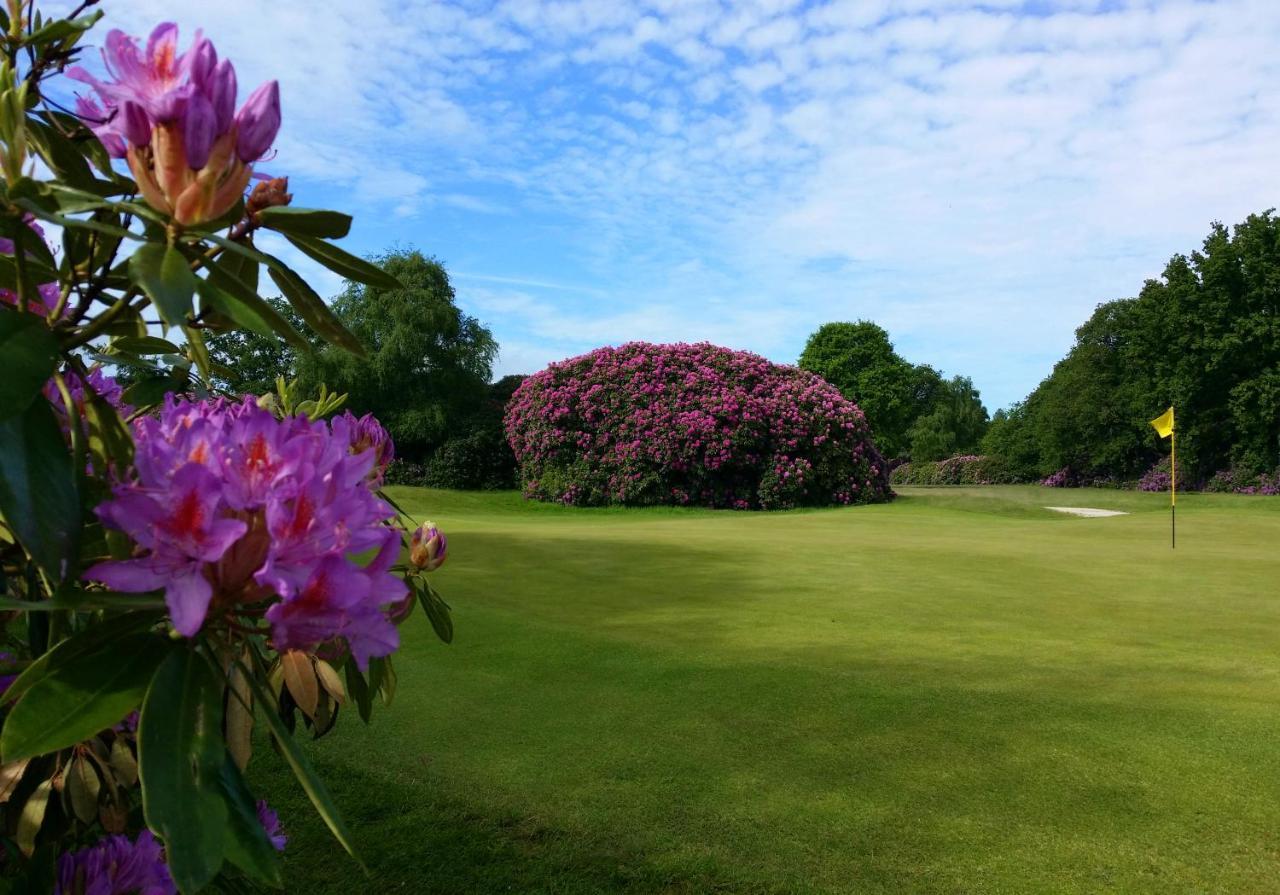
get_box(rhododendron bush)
[0,6,451,892]
[506,342,893,510]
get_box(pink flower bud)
[235,81,280,162]
[183,90,217,169]
[409,522,447,572]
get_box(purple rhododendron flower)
[256,800,287,852]
[55,829,175,895]
[84,397,404,669]
[342,410,395,485]
[69,23,281,226]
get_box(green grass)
[253,486,1280,893]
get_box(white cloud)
[46,0,1280,408]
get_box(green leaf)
[24,121,96,191]
[14,200,143,241]
[218,756,284,887]
[0,591,166,612]
[257,207,352,239]
[0,400,79,581]
[1,632,172,762]
[109,336,183,355]
[122,373,183,410]
[213,242,260,294]
[15,778,51,857]
[139,648,228,894]
[196,275,306,349]
[415,579,454,645]
[1,612,158,707]
[243,666,362,864]
[267,261,365,356]
[343,661,373,724]
[182,325,211,385]
[285,234,402,290]
[0,313,58,421]
[129,244,197,328]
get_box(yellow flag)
[1149,406,1174,439]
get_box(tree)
[205,297,313,395]
[298,250,498,461]
[907,375,990,461]
[985,211,1280,482]
[798,321,971,459]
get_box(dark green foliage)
[798,321,985,460]
[907,375,989,461]
[985,211,1280,482]
[205,296,313,397]
[297,251,497,463]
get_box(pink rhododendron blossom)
[506,342,892,510]
[84,397,404,668]
[69,23,281,226]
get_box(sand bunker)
[1044,506,1129,518]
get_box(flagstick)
[1171,428,1176,550]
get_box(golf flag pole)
[1149,406,1175,549]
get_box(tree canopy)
[983,210,1280,481]
[297,250,497,461]
[798,320,983,459]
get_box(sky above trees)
[53,0,1280,409]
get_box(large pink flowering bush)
[505,342,893,510]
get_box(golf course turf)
[253,486,1280,893]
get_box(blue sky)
[54,0,1280,410]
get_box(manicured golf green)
[253,486,1280,893]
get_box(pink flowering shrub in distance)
[505,342,893,510]
[890,455,1017,486]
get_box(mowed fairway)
[254,486,1280,893]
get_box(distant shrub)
[1204,467,1280,495]
[422,427,517,490]
[1040,467,1075,488]
[384,459,429,486]
[505,341,893,509]
[890,455,1015,485]
[1138,456,1190,493]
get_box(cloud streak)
[51,0,1280,409]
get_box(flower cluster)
[55,830,175,895]
[342,410,394,485]
[45,367,134,426]
[1203,467,1280,495]
[1137,457,1187,493]
[85,396,405,669]
[505,341,893,510]
[71,23,280,226]
[1040,467,1075,488]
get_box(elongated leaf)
[0,253,60,293]
[225,660,254,772]
[0,313,58,421]
[15,200,143,241]
[213,241,259,294]
[267,261,365,356]
[0,758,30,804]
[1,632,171,762]
[0,591,166,612]
[67,755,101,824]
[109,336,182,355]
[344,661,373,724]
[416,579,454,644]
[15,778,52,857]
[130,244,196,328]
[285,234,402,290]
[0,400,79,580]
[139,648,227,893]
[2,612,158,707]
[243,666,362,863]
[257,207,351,239]
[218,756,283,886]
[197,274,306,350]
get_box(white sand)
[1044,506,1129,518]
